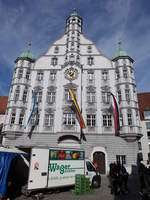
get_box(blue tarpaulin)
[0,151,27,198]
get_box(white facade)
[2,10,141,174]
[137,95,150,164]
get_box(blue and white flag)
[24,91,37,129]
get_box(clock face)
[65,68,78,80]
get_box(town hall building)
[2,10,141,174]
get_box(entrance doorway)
[93,151,105,174]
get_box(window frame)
[87,57,94,65]
[50,71,56,81]
[87,114,96,127]
[45,113,54,127]
[87,91,95,103]
[103,114,112,127]
[19,112,24,125]
[102,91,110,104]
[47,91,56,104]
[14,86,20,102]
[102,70,108,81]
[22,87,28,103]
[63,113,76,126]
[10,111,16,125]
[127,110,132,126]
[18,68,23,79]
[37,71,43,81]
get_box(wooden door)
[93,151,105,174]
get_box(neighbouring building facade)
[2,10,141,174]
[137,93,150,163]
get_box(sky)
[0,0,150,95]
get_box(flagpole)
[80,65,83,143]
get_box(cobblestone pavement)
[15,174,141,200]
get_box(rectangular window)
[125,88,130,101]
[10,112,16,124]
[18,69,23,79]
[116,155,126,164]
[102,70,108,81]
[54,46,59,54]
[50,71,56,81]
[23,89,28,103]
[117,89,122,103]
[47,92,55,104]
[115,69,120,79]
[45,114,54,127]
[63,113,75,125]
[87,57,94,65]
[87,72,94,84]
[120,112,123,126]
[102,92,110,104]
[37,91,42,103]
[87,46,92,53]
[19,113,24,125]
[87,92,95,103]
[138,142,142,151]
[127,112,132,126]
[26,70,30,80]
[87,114,96,127]
[65,89,76,102]
[14,87,20,102]
[103,114,112,127]
[51,57,58,66]
[37,72,43,81]
[123,67,128,78]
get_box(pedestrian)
[120,164,129,193]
